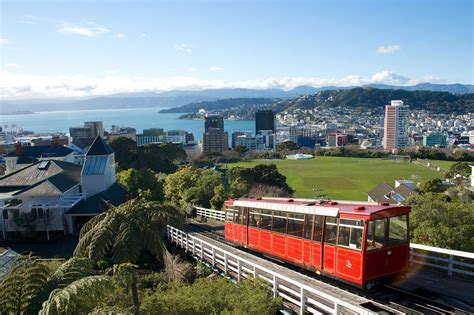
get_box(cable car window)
[324,217,338,245]
[272,211,288,234]
[225,208,234,221]
[287,213,304,238]
[313,215,323,242]
[241,207,247,225]
[337,219,364,250]
[389,215,408,244]
[303,214,313,240]
[233,206,241,224]
[366,219,387,251]
[260,209,272,230]
[248,208,260,228]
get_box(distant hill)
[363,83,474,94]
[159,98,279,113]
[1,83,472,114]
[280,87,474,114]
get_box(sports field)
[224,157,445,201]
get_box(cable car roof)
[231,197,410,217]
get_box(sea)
[0,107,255,142]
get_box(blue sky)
[0,0,472,98]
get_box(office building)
[70,121,104,142]
[423,132,447,147]
[255,110,275,134]
[383,100,409,151]
[205,115,224,132]
[203,128,228,153]
[231,131,246,148]
[234,132,265,151]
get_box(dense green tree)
[117,168,165,201]
[137,143,187,174]
[210,184,228,210]
[109,137,138,170]
[276,141,298,152]
[140,277,282,315]
[407,193,474,251]
[227,164,294,197]
[234,145,249,156]
[416,178,444,194]
[445,162,471,180]
[248,183,292,198]
[164,166,226,211]
[74,198,184,264]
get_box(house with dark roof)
[4,143,75,174]
[367,180,415,205]
[0,137,127,239]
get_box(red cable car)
[223,197,410,289]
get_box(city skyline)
[0,0,473,99]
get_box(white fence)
[195,207,226,221]
[194,206,474,279]
[410,243,474,278]
[167,225,377,315]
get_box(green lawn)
[224,157,445,201]
[424,159,456,170]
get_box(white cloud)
[174,43,192,53]
[113,33,125,39]
[209,66,224,72]
[3,63,19,69]
[376,44,401,54]
[0,37,9,45]
[370,70,409,84]
[58,23,110,37]
[139,33,148,38]
[0,70,447,99]
[187,67,198,72]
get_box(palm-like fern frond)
[0,257,51,314]
[74,198,184,264]
[39,275,113,315]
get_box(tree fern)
[0,256,94,315]
[74,198,184,264]
[0,257,51,314]
[39,275,113,315]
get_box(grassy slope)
[224,156,444,201]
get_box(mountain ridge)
[1,83,472,114]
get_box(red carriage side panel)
[323,244,336,274]
[287,236,303,263]
[259,229,272,253]
[312,242,322,269]
[248,227,260,248]
[335,248,363,285]
[272,233,287,259]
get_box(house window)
[2,210,8,220]
[38,208,44,219]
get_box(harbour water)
[0,107,255,141]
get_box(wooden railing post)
[273,275,278,298]
[299,287,305,315]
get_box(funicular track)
[182,221,470,315]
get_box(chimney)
[15,142,23,156]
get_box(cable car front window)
[366,219,388,251]
[389,215,408,245]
